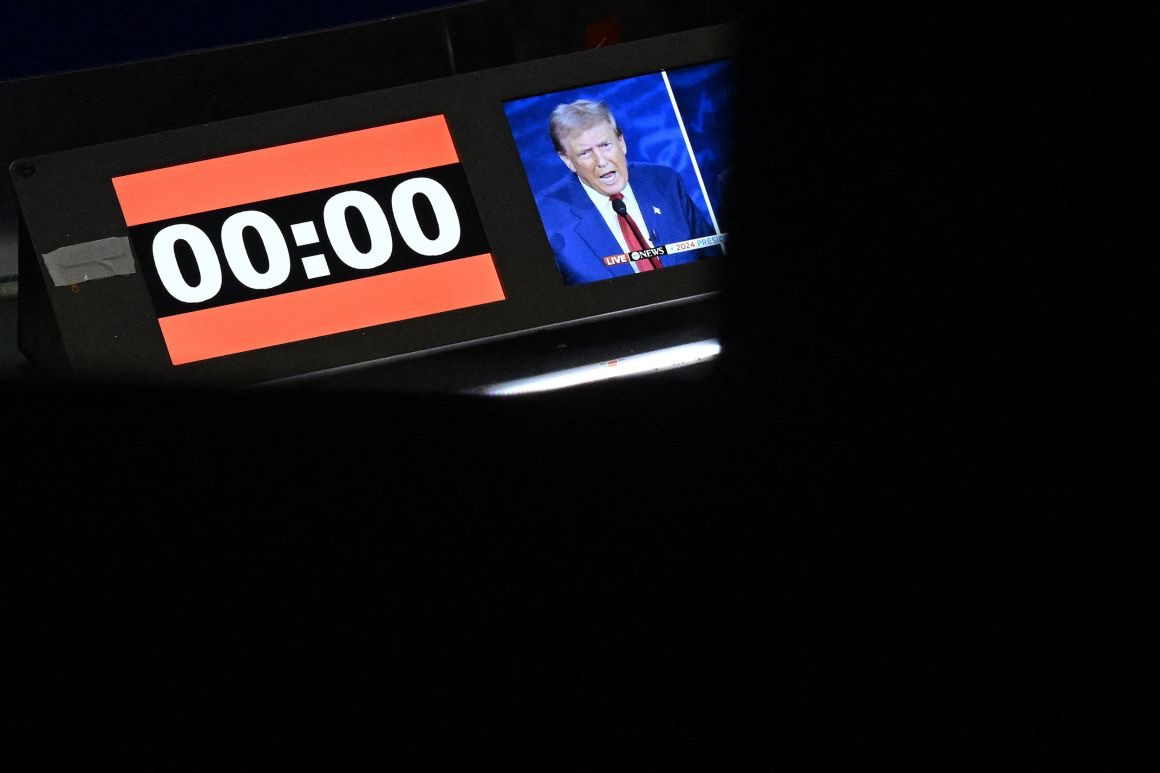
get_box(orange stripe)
[157,254,503,365]
[113,115,459,226]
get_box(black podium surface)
[2,0,739,393]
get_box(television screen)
[503,58,734,286]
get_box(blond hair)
[548,99,622,153]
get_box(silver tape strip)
[43,236,135,287]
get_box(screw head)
[14,162,36,178]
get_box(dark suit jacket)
[535,162,719,285]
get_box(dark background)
[3,2,1148,768]
[2,0,461,79]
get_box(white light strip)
[661,69,725,252]
[475,339,722,396]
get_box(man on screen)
[537,99,720,285]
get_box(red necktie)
[610,193,662,270]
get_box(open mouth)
[599,171,618,185]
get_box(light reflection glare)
[475,338,721,396]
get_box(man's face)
[557,121,629,196]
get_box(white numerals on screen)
[221,210,292,290]
[148,179,462,304]
[391,177,461,256]
[152,223,223,304]
[324,190,394,270]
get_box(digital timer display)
[112,115,504,365]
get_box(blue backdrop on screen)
[503,59,735,233]
[666,59,736,229]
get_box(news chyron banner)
[112,116,503,365]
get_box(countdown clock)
[11,23,733,387]
[114,115,502,365]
